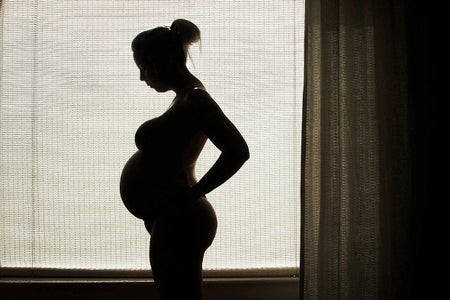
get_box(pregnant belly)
[120,150,166,219]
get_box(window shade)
[0,0,304,274]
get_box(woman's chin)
[153,86,170,93]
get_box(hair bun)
[170,19,201,46]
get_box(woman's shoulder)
[186,86,211,101]
[185,87,219,111]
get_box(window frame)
[0,0,303,279]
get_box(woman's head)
[132,19,200,76]
[132,19,200,92]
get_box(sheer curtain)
[301,0,415,298]
[0,1,304,275]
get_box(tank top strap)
[183,86,205,101]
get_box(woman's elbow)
[221,139,249,164]
[236,143,250,163]
[242,144,250,162]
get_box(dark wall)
[406,2,446,299]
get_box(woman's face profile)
[134,53,170,93]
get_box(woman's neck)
[170,65,201,92]
[173,72,203,98]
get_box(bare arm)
[188,89,249,199]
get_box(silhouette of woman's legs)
[150,238,204,299]
[148,197,217,300]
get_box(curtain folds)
[301,0,414,299]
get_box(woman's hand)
[166,185,204,206]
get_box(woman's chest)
[135,106,197,152]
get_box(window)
[0,0,304,275]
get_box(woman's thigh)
[149,197,217,298]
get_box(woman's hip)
[150,196,217,250]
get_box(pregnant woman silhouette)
[120,19,249,300]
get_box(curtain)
[301,0,415,298]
